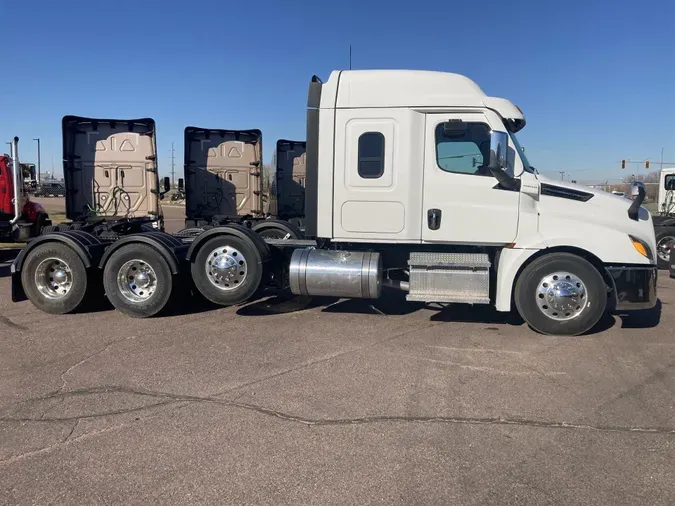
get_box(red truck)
[0,138,51,242]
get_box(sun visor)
[483,97,526,132]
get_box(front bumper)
[606,265,657,311]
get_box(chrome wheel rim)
[117,259,157,302]
[535,271,587,321]
[205,246,247,291]
[656,236,674,263]
[35,257,73,299]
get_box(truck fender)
[185,224,271,263]
[11,230,105,303]
[251,219,304,239]
[98,231,187,274]
[495,246,613,312]
[13,230,104,272]
[494,247,539,312]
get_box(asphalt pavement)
[0,250,673,504]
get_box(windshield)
[509,132,534,174]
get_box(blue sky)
[3,0,674,181]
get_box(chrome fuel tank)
[289,248,382,299]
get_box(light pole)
[33,138,41,182]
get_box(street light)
[32,138,41,182]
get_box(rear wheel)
[103,243,174,318]
[21,242,89,314]
[514,253,607,336]
[191,234,263,306]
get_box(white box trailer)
[11,70,657,336]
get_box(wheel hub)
[117,260,157,302]
[35,257,73,299]
[134,272,151,288]
[536,271,587,321]
[205,246,247,291]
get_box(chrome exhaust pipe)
[382,278,409,292]
[9,137,21,226]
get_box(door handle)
[427,208,442,230]
[104,169,109,178]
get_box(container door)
[421,112,519,245]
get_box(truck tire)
[252,220,303,240]
[21,242,90,314]
[514,253,607,336]
[655,227,675,270]
[191,234,263,306]
[103,243,174,318]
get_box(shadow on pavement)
[237,293,340,316]
[616,299,662,329]
[0,264,10,279]
[429,303,525,327]
[322,290,424,316]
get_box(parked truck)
[0,140,51,242]
[652,167,675,268]
[59,115,165,232]
[10,70,657,335]
[178,127,303,240]
[269,139,307,232]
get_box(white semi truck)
[10,70,657,336]
[652,167,675,268]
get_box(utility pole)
[33,138,41,182]
[170,142,175,187]
[349,45,352,70]
[558,171,565,181]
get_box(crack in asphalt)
[1,385,674,439]
[210,321,448,399]
[0,314,27,331]
[55,334,139,395]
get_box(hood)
[534,174,655,262]
[536,174,640,214]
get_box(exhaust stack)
[9,137,21,225]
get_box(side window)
[358,132,384,179]
[435,122,491,176]
[665,174,675,190]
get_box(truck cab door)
[422,112,519,245]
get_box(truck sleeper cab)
[11,70,657,336]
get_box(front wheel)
[514,253,607,336]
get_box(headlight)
[629,235,653,261]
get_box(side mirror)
[488,131,508,171]
[178,178,184,192]
[163,177,170,193]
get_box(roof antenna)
[349,44,352,70]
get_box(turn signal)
[630,236,649,258]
